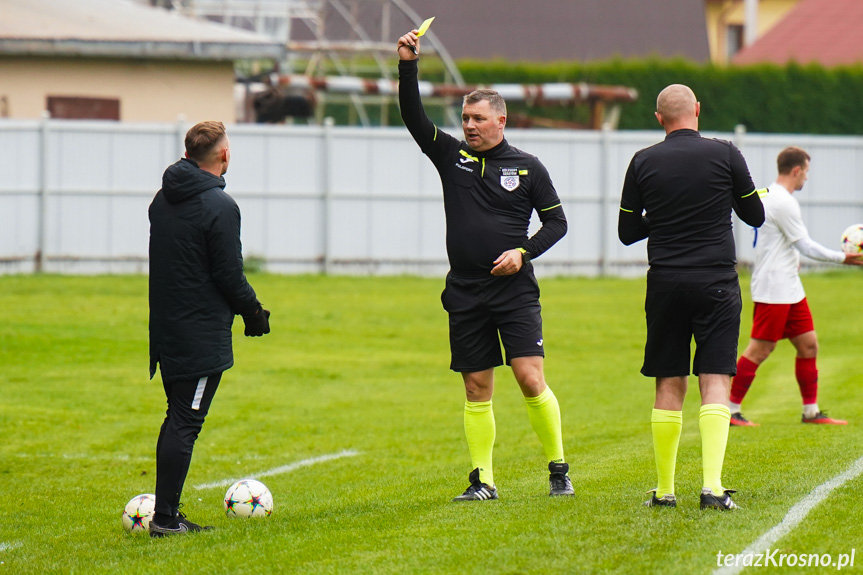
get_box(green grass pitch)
[0,271,861,574]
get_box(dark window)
[46,96,120,120]
[726,24,745,60]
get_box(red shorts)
[751,298,815,342]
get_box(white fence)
[2,118,863,276]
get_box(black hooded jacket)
[149,158,260,383]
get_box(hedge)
[414,58,863,134]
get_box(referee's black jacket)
[618,129,765,269]
[149,158,260,384]
[399,59,567,278]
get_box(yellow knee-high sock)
[464,400,495,486]
[524,386,565,464]
[700,403,731,494]
[652,409,682,498]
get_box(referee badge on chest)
[500,167,521,192]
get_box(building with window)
[703,0,801,64]
[732,0,863,66]
[0,0,283,122]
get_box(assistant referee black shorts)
[441,267,544,372]
[641,267,741,378]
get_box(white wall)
[2,119,862,276]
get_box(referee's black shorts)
[441,267,544,372]
[641,267,741,378]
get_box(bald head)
[655,84,699,133]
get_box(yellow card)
[416,16,435,37]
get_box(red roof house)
[733,0,863,66]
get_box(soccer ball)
[122,493,156,533]
[840,223,863,254]
[224,479,273,518]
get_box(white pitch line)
[193,449,360,490]
[0,542,21,552]
[713,454,863,575]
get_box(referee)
[397,29,572,500]
[618,84,764,510]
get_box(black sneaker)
[644,488,677,508]
[452,468,498,501]
[548,462,574,497]
[700,488,738,510]
[149,512,214,538]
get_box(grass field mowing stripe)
[714,454,863,575]
[192,449,360,490]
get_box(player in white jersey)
[730,147,863,426]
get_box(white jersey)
[750,182,844,304]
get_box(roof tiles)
[733,0,863,66]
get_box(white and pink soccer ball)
[122,493,156,533]
[840,223,863,254]
[224,479,274,518]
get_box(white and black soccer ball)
[841,223,863,254]
[122,493,156,533]
[224,479,273,518]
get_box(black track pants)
[154,372,222,516]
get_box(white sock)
[729,402,742,414]
[803,403,820,419]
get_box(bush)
[446,58,863,134]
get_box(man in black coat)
[148,120,270,537]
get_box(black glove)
[243,306,271,337]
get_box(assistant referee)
[618,84,764,511]
[397,29,572,500]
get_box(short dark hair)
[777,146,810,175]
[463,89,507,116]
[185,121,227,163]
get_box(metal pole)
[321,117,334,274]
[733,123,747,148]
[599,123,612,276]
[36,111,50,273]
[175,114,186,160]
[744,0,759,46]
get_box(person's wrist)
[247,300,263,316]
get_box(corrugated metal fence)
[2,119,862,276]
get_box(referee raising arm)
[397,29,572,500]
[618,84,764,511]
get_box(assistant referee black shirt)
[618,129,765,269]
[399,59,567,278]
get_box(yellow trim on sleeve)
[540,203,561,212]
[619,207,634,213]
[482,158,485,177]
[459,149,478,162]
[516,247,527,254]
[741,188,768,199]
[433,125,438,141]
